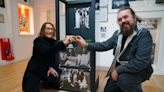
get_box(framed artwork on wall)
[18,4,34,35]
[112,0,129,9]
[0,0,5,8]
[0,14,4,23]
[100,7,108,22]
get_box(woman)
[22,22,73,92]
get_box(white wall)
[1,0,164,75]
[96,0,164,75]
[0,0,35,65]
[0,0,56,65]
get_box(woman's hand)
[47,67,59,77]
[63,35,76,45]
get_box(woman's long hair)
[39,22,56,38]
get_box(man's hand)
[111,70,118,81]
[75,35,88,48]
[47,67,59,77]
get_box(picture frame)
[18,4,34,35]
[99,7,108,22]
[0,0,5,8]
[59,43,91,68]
[60,68,91,92]
[0,14,4,23]
[112,0,129,9]
[74,7,91,29]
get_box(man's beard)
[120,23,134,37]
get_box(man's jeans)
[104,73,144,92]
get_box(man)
[75,6,153,92]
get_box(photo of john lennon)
[60,68,91,92]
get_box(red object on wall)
[0,38,14,61]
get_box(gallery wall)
[0,0,35,65]
[0,0,164,75]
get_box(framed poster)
[18,4,34,35]
[60,68,91,92]
[0,14,4,23]
[0,0,5,8]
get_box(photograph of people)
[22,22,74,92]
[77,48,90,68]
[112,0,129,9]
[74,7,90,29]
[59,44,90,68]
[60,68,90,92]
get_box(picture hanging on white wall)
[100,26,107,38]
[100,7,108,22]
[0,14,4,23]
[0,0,5,8]
[18,4,34,35]
[137,18,161,43]
[112,0,129,9]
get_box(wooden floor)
[0,60,164,92]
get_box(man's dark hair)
[118,6,142,23]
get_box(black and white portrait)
[138,18,158,30]
[74,7,90,29]
[137,18,161,43]
[59,44,90,68]
[60,68,90,92]
[112,0,129,9]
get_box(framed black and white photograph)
[112,0,129,9]
[0,14,4,23]
[137,18,160,43]
[59,43,91,68]
[60,68,91,92]
[0,0,5,8]
[74,7,90,29]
